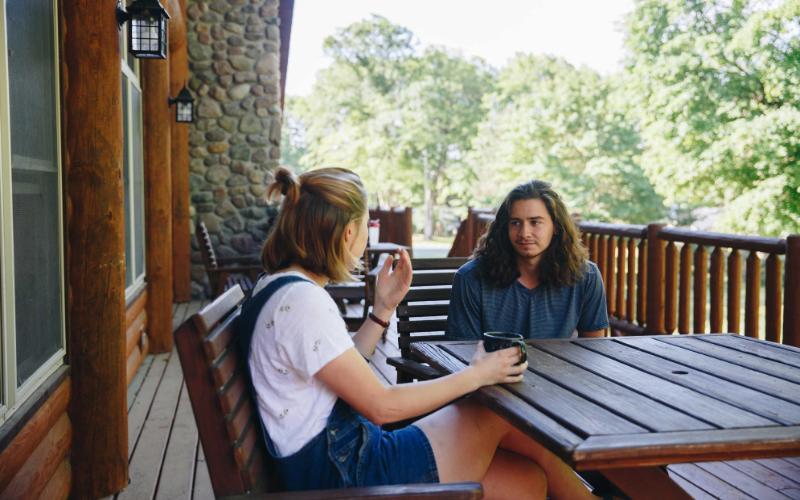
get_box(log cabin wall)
[0,370,71,500]
[126,291,149,385]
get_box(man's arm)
[578,329,605,338]
[446,269,482,340]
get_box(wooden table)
[411,334,800,499]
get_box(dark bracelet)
[368,312,390,328]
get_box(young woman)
[244,167,596,499]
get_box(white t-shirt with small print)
[249,270,354,457]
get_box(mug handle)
[513,340,527,365]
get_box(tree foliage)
[624,0,800,235]
[283,3,800,238]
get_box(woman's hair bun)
[268,166,300,205]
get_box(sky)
[285,0,636,97]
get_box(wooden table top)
[411,334,800,471]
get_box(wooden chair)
[196,220,262,297]
[369,207,413,247]
[174,285,482,499]
[387,257,469,384]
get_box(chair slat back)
[396,258,468,358]
[196,220,219,270]
[174,285,273,497]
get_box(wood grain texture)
[646,224,665,333]
[1,414,71,500]
[728,249,742,334]
[143,54,174,352]
[168,0,192,302]
[784,236,800,347]
[0,378,69,492]
[61,1,128,495]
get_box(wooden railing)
[448,210,800,347]
[581,223,799,346]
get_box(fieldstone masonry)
[186,0,282,297]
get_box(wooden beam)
[279,0,295,110]
[169,0,191,302]
[143,54,174,352]
[61,1,128,496]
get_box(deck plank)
[127,353,170,456]
[155,383,199,500]
[695,461,792,499]
[119,350,184,500]
[192,444,213,500]
[127,354,155,411]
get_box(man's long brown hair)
[475,180,587,288]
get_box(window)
[121,31,147,298]
[0,0,65,422]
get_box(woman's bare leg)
[481,449,547,500]
[415,399,595,500]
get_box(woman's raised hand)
[373,248,412,314]
[468,342,528,386]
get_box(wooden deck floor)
[114,301,800,499]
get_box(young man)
[447,180,609,340]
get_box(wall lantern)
[169,85,195,123]
[117,0,170,59]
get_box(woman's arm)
[351,249,412,358]
[316,343,526,426]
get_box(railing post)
[646,223,666,334]
[783,235,800,347]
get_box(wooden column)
[645,223,666,334]
[278,0,295,111]
[784,235,800,347]
[169,0,191,302]
[61,1,128,496]
[143,54,174,351]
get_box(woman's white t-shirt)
[249,271,354,457]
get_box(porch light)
[117,0,170,59]
[169,85,195,123]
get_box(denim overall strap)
[234,275,312,456]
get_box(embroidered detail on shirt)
[279,305,291,312]
[276,367,288,375]
[265,320,275,329]
[313,339,321,352]
[279,408,289,418]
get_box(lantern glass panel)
[176,102,193,123]
[129,12,167,58]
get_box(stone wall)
[186,0,282,297]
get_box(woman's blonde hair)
[261,166,367,282]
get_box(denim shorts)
[263,399,439,491]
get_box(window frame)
[121,37,147,301]
[0,0,67,424]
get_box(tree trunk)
[423,166,433,240]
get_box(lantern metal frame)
[168,85,195,123]
[116,0,170,59]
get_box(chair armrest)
[223,481,483,499]
[386,357,443,380]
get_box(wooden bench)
[174,285,483,499]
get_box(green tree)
[624,0,800,235]
[468,54,664,223]
[291,17,493,238]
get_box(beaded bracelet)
[368,312,390,328]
